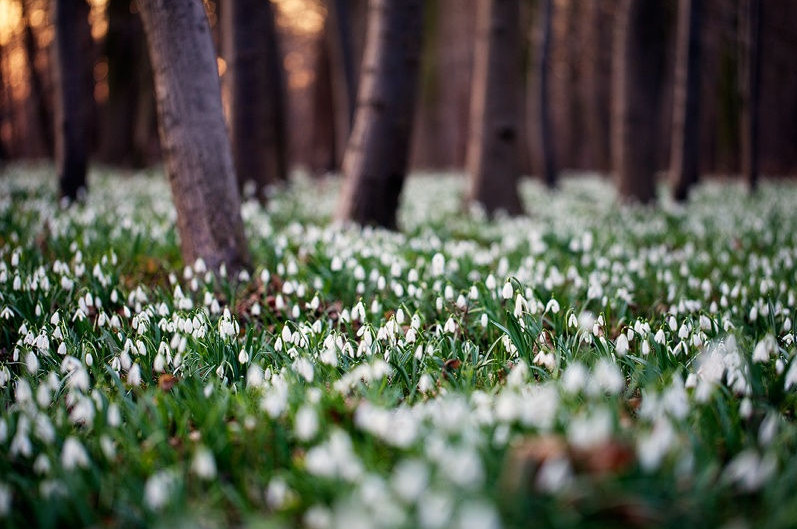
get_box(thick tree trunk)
[310,30,338,175]
[538,0,557,188]
[580,1,613,172]
[53,0,92,201]
[466,0,523,216]
[138,0,250,273]
[222,0,287,196]
[411,0,477,170]
[670,0,703,202]
[327,0,358,155]
[612,0,668,204]
[336,0,424,228]
[739,0,761,192]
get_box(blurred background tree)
[0,0,796,214]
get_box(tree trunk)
[326,0,358,156]
[138,0,249,273]
[580,0,613,172]
[336,0,424,228]
[53,0,93,201]
[538,0,557,188]
[100,0,151,167]
[612,0,668,203]
[222,0,287,197]
[670,0,703,202]
[310,29,338,175]
[21,0,54,158]
[739,0,761,192]
[0,44,7,163]
[466,0,523,216]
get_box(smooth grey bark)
[53,0,92,201]
[466,0,523,216]
[138,0,250,272]
[222,0,287,197]
[670,0,704,202]
[336,0,424,228]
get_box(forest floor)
[1,164,797,528]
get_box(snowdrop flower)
[568,407,613,449]
[25,350,39,374]
[545,298,560,314]
[443,317,457,334]
[752,335,775,363]
[391,458,428,503]
[723,450,776,492]
[238,348,250,364]
[533,350,556,371]
[127,363,142,387]
[536,457,573,494]
[501,282,514,300]
[567,312,578,329]
[418,373,434,394]
[292,357,314,382]
[294,405,319,441]
[153,353,165,373]
[418,491,454,529]
[561,362,588,394]
[191,446,217,480]
[107,403,121,427]
[784,360,797,390]
[431,253,445,277]
[144,470,178,510]
[588,358,624,395]
[615,334,629,356]
[266,477,295,510]
[61,437,90,470]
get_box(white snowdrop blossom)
[61,437,90,471]
[191,446,217,480]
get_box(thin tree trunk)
[466,0,523,215]
[612,0,668,203]
[53,0,92,201]
[538,0,557,188]
[21,1,54,157]
[739,0,761,192]
[336,0,424,228]
[670,0,703,202]
[138,0,249,273]
[222,0,287,197]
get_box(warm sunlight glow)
[272,0,325,37]
[0,0,22,46]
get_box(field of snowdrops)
[1,164,797,528]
